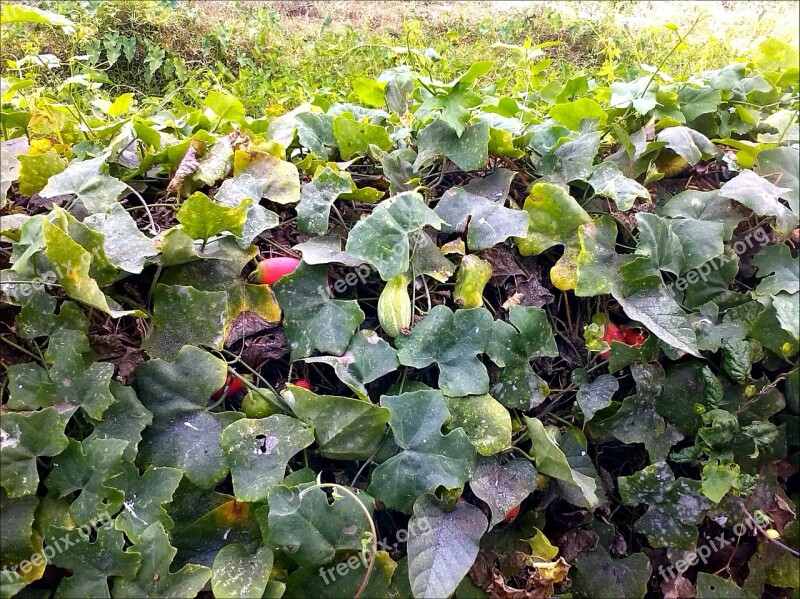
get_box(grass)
[2,0,799,112]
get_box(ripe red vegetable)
[211,375,246,400]
[293,379,312,390]
[622,327,647,347]
[600,323,627,359]
[502,504,521,523]
[256,257,301,286]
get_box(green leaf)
[537,123,601,186]
[588,162,649,210]
[719,169,797,236]
[574,372,618,422]
[176,191,250,242]
[571,547,651,599]
[599,363,684,461]
[396,305,494,397]
[556,427,606,509]
[34,330,116,419]
[618,461,714,549]
[46,438,127,524]
[1,407,70,497]
[575,215,621,297]
[515,182,590,256]
[756,146,798,214]
[296,166,353,235]
[41,221,143,318]
[701,460,741,503]
[695,573,756,599]
[237,151,301,204]
[40,156,127,214]
[0,136,28,205]
[352,77,387,107]
[293,235,365,267]
[266,485,373,566]
[18,149,66,196]
[368,389,476,513]
[444,393,511,456]
[47,524,140,599]
[525,417,600,509]
[333,116,392,160]
[752,243,799,295]
[346,191,442,281]
[659,189,744,241]
[486,305,558,409]
[204,90,245,123]
[84,204,158,274]
[221,415,314,502]
[111,523,211,598]
[549,98,607,130]
[281,384,390,460]
[434,187,528,251]
[135,346,242,489]
[678,85,722,122]
[143,284,228,359]
[303,329,399,401]
[635,213,725,276]
[191,133,237,187]
[610,77,658,114]
[407,494,487,599]
[469,456,537,529]
[107,463,183,543]
[414,119,489,172]
[656,126,718,165]
[273,262,365,360]
[1,4,75,31]
[211,544,273,599]
[656,362,722,436]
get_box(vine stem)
[737,500,800,558]
[300,483,377,599]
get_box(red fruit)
[600,323,627,359]
[622,327,647,347]
[502,504,521,523]
[211,375,246,400]
[257,257,301,286]
[293,379,312,390]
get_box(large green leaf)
[303,329,399,400]
[211,544,273,599]
[236,150,301,204]
[656,126,718,165]
[598,363,684,461]
[17,148,66,197]
[752,243,799,295]
[266,485,374,566]
[84,203,158,274]
[346,191,442,281]
[406,494,487,599]
[756,146,799,214]
[1,407,70,498]
[575,215,621,296]
[635,213,724,276]
[659,189,744,241]
[41,221,143,318]
[135,346,242,489]
[176,191,250,242]
[618,461,715,549]
[333,115,392,159]
[444,393,511,456]
[396,305,494,397]
[143,284,228,359]
[86,382,152,462]
[272,262,365,360]
[571,546,651,599]
[111,523,211,598]
[47,524,140,599]
[588,162,649,210]
[296,166,352,235]
[46,438,128,524]
[282,383,390,460]
[368,390,476,513]
[434,187,528,250]
[525,417,600,509]
[107,463,183,543]
[220,415,314,502]
[39,156,127,214]
[486,305,558,409]
[414,119,490,172]
[719,169,797,236]
[574,371,618,422]
[469,456,538,529]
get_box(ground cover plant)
[0,2,799,598]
